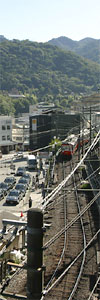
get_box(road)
[0,153,44,228]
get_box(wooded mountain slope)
[0,38,100,116]
[48,36,100,64]
[0,39,99,97]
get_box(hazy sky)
[0,0,100,42]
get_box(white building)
[0,116,16,154]
[0,115,29,154]
[29,103,55,115]
[12,117,29,151]
[12,124,29,151]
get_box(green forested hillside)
[48,36,100,64]
[0,39,100,115]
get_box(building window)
[16,137,22,141]
[2,136,6,140]
[2,125,6,130]
[7,125,10,130]
[7,136,10,140]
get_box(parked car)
[23,173,31,183]
[15,183,27,197]
[6,189,22,204]
[18,177,29,189]
[0,189,4,200]
[15,167,26,176]
[16,152,23,158]
[0,182,10,194]
[4,176,16,188]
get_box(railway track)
[1,132,100,299]
[42,154,98,299]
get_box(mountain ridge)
[1,34,99,64]
[48,36,100,63]
[0,38,99,96]
[0,37,100,115]
[0,35,7,42]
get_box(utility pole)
[23,124,25,152]
[55,115,58,139]
[90,106,92,147]
[82,106,84,158]
[78,114,81,161]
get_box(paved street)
[0,153,45,228]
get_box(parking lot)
[0,153,45,220]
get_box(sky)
[0,0,100,43]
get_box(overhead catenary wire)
[44,163,68,291]
[43,158,87,299]
[43,189,100,250]
[41,130,100,210]
[40,121,100,296]
[41,228,100,298]
[67,160,86,300]
[45,162,100,213]
[87,276,100,300]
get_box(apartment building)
[0,116,15,153]
[12,117,29,151]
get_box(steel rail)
[42,164,100,211]
[67,159,86,300]
[44,161,67,292]
[86,159,100,189]
[42,229,100,297]
[42,150,100,297]
[41,131,100,210]
[43,190,100,250]
[87,276,100,300]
